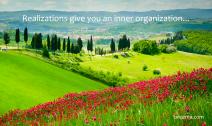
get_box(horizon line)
[0,8,212,13]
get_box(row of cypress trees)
[3,27,28,48]
[3,27,131,53]
[46,34,83,54]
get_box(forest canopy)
[174,30,212,55]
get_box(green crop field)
[0,51,107,115]
[80,51,212,82]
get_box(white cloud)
[0,0,9,5]
[0,0,211,11]
[43,0,57,9]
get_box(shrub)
[166,46,177,53]
[143,65,148,71]
[74,56,83,62]
[121,52,130,57]
[159,44,168,53]
[95,47,106,56]
[42,47,50,58]
[159,45,176,53]
[153,69,161,75]
[118,72,122,77]
[70,64,128,87]
[133,40,159,55]
[113,55,119,59]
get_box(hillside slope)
[0,51,107,115]
[81,51,212,82]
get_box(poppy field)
[0,68,211,126]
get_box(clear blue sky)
[0,0,211,11]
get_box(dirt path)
[0,45,23,50]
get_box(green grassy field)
[0,51,107,115]
[80,51,212,82]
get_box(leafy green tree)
[3,32,10,48]
[62,38,66,52]
[15,28,20,49]
[166,46,177,53]
[159,44,168,53]
[133,40,159,55]
[24,27,28,45]
[174,30,212,55]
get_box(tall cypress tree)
[74,45,80,54]
[67,37,71,53]
[51,34,57,52]
[31,35,35,48]
[118,34,129,50]
[37,33,43,49]
[15,28,20,49]
[127,38,130,49]
[24,27,28,45]
[54,34,58,51]
[70,42,74,53]
[90,36,93,52]
[3,32,10,49]
[57,37,61,51]
[51,35,54,51]
[77,37,83,51]
[47,34,50,50]
[110,38,115,53]
[87,40,90,52]
[122,34,127,50]
[32,33,38,49]
[118,38,121,50]
[62,38,66,52]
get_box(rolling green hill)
[0,51,107,115]
[80,51,212,82]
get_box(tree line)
[159,31,183,45]
[3,27,28,48]
[173,30,212,55]
[3,27,131,55]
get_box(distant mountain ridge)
[0,9,212,36]
[0,9,212,19]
